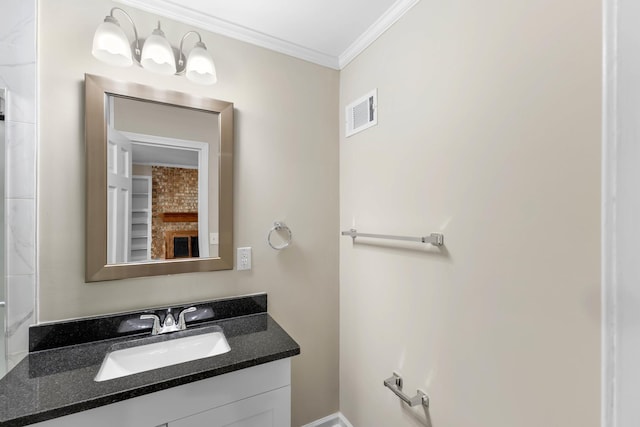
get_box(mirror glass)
[85,75,234,282]
[107,96,219,263]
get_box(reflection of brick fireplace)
[151,166,199,259]
[165,229,199,259]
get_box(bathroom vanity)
[31,359,291,427]
[0,294,300,426]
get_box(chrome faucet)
[140,306,197,335]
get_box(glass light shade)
[92,19,133,67]
[140,27,176,75]
[185,43,217,85]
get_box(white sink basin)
[95,328,230,382]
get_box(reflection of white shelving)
[130,176,152,262]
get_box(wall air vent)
[345,89,377,137]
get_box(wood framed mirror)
[85,74,233,282]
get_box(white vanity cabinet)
[168,385,289,427]
[32,358,291,427]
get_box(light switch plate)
[209,232,219,245]
[237,247,251,271]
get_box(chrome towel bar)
[383,373,429,408]
[341,229,444,246]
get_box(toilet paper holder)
[383,372,429,408]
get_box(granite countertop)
[0,294,300,427]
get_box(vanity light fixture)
[92,8,217,85]
[140,22,176,75]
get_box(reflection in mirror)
[0,88,6,376]
[106,96,218,264]
[85,74,234,282]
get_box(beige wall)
[37,0,339,424]
[340,0,601,426]
[114,96,218,144]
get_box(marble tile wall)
[0,0,37,368]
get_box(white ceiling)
[116,0,420,69]
[132,144,198,169]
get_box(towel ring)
[268,222,292,250]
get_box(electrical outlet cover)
[237,247,251,271]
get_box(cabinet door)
[168,386,290,427]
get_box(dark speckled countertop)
[0,294,300,427]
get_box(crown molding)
[338,0,421,69]
[115,0,340,69]
[116,0,420,70]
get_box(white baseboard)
[302,412,354,427]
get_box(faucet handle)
[140,314,161,335]
[177,306,197,330]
